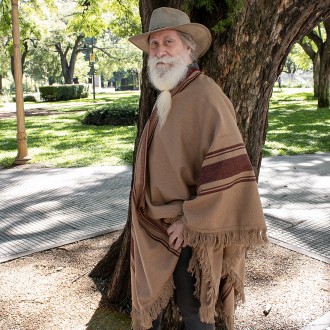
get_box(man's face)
[149,29,192,69]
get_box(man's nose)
[155,44,167,57]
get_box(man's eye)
[150,41,158,48]
[165,40,173,45]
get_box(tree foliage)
[0,0,142,87]
[289,44,313,72]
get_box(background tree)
[0,37,11,94]
[90,1,330,328]
[0,0,11,94]
[289,43,313,73]
[282,56,298,86]
[91,31,142,86]
[24,43,63,88]
[299,19,330,107]
[47,0,140,84]
[280,45,313,88]
[0,0,141,88]
[0,0,50,76]
[0,0,55,92]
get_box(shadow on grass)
[86,306,131,330]
[264,91,330,157]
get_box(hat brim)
[129,23,212,58]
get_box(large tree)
[0,0,141,86]
[90,1,330,328]
[47,0,140,84]
[299,19,330,107]
[0,0,48,80]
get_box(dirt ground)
[0,231,329,330]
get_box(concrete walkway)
[1,102,329,264]
[0,153,329,264]
[0,166,132,263]
[0,153,329,329]
[259,153,330,264]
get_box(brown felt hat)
[129,7,211,57]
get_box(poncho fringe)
[131,277,175,330]
[183,226,265,329]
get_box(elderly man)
[129,7,267,330]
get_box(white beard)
[148,54,190,127]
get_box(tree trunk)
[313,53,320,97]
[318,45,330,107]
[90,1,330,328]
[55,35,84,84]
[10,40,29,78]
[0,74,3,94]
[304,19,330,105]
[299,37,319,96]
[317,18,330,107]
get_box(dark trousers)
[151,247,215,330]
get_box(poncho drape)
[131,70,268,330]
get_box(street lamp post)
[11,0,31,165]
[90,37,96,100]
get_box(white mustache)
[153,56,177,65]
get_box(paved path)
[259,153,330,264]
[0,166,131,263]
[1,154,329,264]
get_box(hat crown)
[129,7,211,58]
[149,7,191,32]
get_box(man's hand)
[167,221,186,251]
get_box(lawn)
[0,88,329,168]
[263,88,329,157]
[0,92,139,168]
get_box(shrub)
[120,85,139,91]
[12,94,39,102]
[24,94,38,102]
[39,84,89,102]
[82,102,138,126]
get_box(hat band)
[150,25,172,32]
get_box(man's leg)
[150,312,162,330]
[173,246,215,330]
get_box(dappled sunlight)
[0,167,131,263]
[0,92,139,168]
[264,89,329,157]
[259,153,330,262]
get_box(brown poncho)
[131,71,268,330]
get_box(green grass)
[263,88,330,157]
[0,92,138,168]
[1,89,329,168]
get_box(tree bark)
[301,19,330,105]
[90,1,330,328]
[317,18,330,107]
[299,38,319,96]
[10,39,29,78]
[314,54,321,97]
[55,35,84,84]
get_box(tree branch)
[306,30,323,49]
[299,39,316,60]
[21,40,29,74]
[95,46,130,60]
[324,17,330,37]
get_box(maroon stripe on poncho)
[198,154,254,187]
